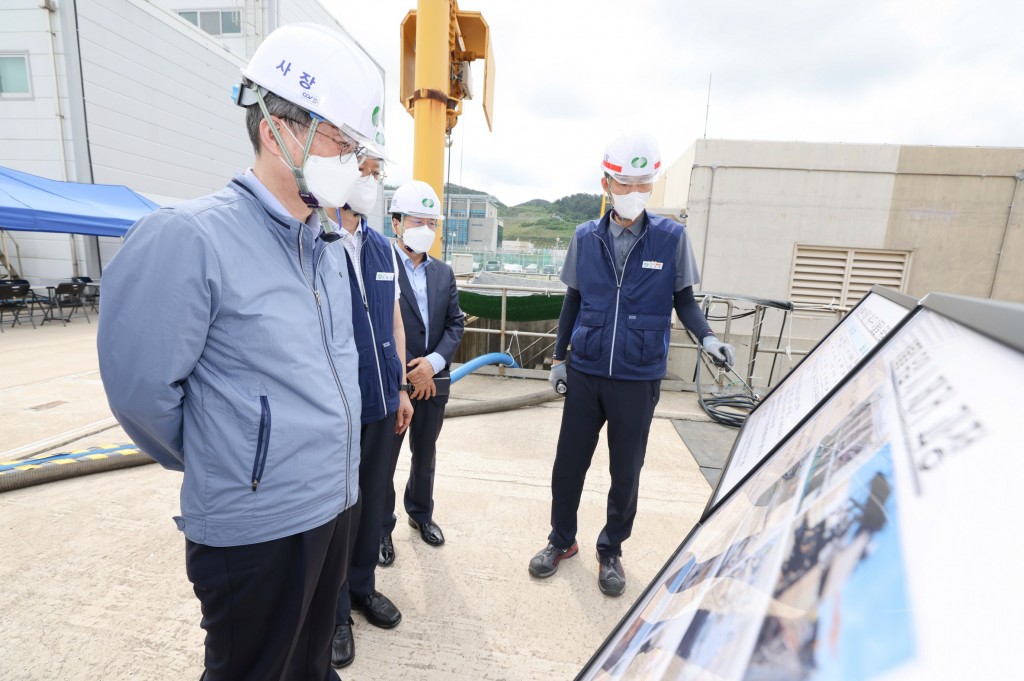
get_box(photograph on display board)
[707,287,916,515]
[580,296,1024,680]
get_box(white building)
[0,0,383,282]
[445,192,502,251]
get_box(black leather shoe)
[330,619,354,668]
[378,533,395,567]
[528,541,578,578]
[598,554,626,596]
[408,517,445,546]
[351,590,402,629]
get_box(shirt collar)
[607,213,645,239]
[337,214,365,240]
[395,242,428,269]
[237,169,322,234]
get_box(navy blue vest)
[346,224,403,423]
[570,212,681,380]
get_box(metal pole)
[499,287,507,377]
[413,0,450,259]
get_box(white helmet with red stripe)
[601,131,662,185]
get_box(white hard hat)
[364,124,390,163]
[389,180,444,220]
[240,23,384,149]
[601,132,662,185]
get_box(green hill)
[500,192,603,247]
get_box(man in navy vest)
[528,132,736,597]
[329,154,414,669]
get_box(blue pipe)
[450,352,518,383]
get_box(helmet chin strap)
[253,86,337,236]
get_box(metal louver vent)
[790,245,910,308]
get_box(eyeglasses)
[287,118,365,163]
[404,217,438,229]
[362,166,387,186]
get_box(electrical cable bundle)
[694,349,759,428]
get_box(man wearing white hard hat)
[98,23,383,680]
[528,132,735,597]
[327,147,414,669]
[382,180,465,556]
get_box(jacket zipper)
[251,395,271,491]
[595,230,644,376]
[299,226,355,508]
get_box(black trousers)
[548,367,660,557]
[383,396,446,533]
[335,412,397,624]
[186,501,360,681]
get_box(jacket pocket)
[624,313,670,365]
[571,310,606,361]
[250,396,271,491]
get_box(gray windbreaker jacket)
[98,172,361,547]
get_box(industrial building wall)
[0,0,253,282]
[76,0,251,203]
[1,1,86,281]
[0,2,76,180]
[653,139,1024,387]
[884,145,1024,301]
[676,139,901,301]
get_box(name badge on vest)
[642,260,664,270]
[376,272,396,281]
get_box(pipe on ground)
[2,355,553,492]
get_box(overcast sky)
[333,1,1024,207]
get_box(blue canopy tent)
[0,166,160,238]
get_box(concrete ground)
[0,319,728,681]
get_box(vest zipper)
[361,256,388,419]
[596,229,645,376]
[300,226,355,509]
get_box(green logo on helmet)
[375,131,385,145]
[631,157,648,169]
[371,106,381,126]
[422,198,435,208]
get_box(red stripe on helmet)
[654,161,661,170]
[602,160,623,173]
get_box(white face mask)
[345,175,379,215]
[280,124,362,210]
[300,154,362,210]
[401,225,436,254]
[611,190,651,221]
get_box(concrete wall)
[653,139,1024,307]
[651,139,1024,385]
[884,145,1024,300]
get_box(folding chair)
[71,276,100,312]
[33,282,90,326]
[0,282,35,332]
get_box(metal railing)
[456,280,846,389]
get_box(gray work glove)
[549,361,568,394]
[702,336,736,368]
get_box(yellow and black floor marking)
[0,443,141,474]
[0,444,152,492]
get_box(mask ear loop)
[252,87,337,235]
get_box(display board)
[707,287,916,515]
[579,294,1024,680]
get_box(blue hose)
[450,353,518,383]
